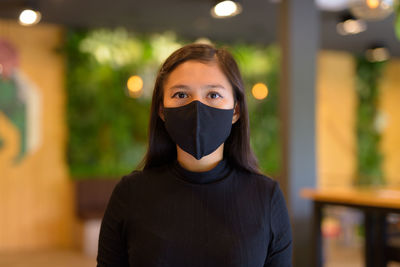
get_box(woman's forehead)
[164,60,232,90]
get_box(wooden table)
[301,187,400,267]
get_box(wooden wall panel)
[380,60,400,186]
[0,20,77,250]
[317,51,400,188]
[316,51,357,188]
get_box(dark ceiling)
[1,0,399,57]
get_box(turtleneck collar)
[170,158,232,185]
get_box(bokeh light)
[336,18,367,35]
[211,0,242,18]
[367,0,380,9]
[19,9,41,26]
[365,47,390,62]
[127,75,143,98]
[251,83,269,100]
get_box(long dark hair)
[138,43,260,174]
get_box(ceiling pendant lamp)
[336,13,367,35]
[211,0,242,18]
[19,8,41,26]
[349,0,398,21]
[18,1,41,26]
[365,43,390,62]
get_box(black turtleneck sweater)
[97,159,292,267]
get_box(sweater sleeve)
[264,182,293,267]
[97,176,130,267]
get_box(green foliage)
[65,29,281,179]
[354,56,387,186]
[66,30,150,178]
[230,44,281,175]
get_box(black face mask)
[163,100,235,160]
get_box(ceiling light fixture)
[18,1,41,26]
[315,0,350,11]
[19,8,41,26]
[349,0,397,21]
[211,0,242,18]
[365,43,390,62]
[336,13,367,35]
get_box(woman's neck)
[176,144,224,172]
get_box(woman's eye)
[172,92,188,99]
[208,92,222,99]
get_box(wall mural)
[0,38,42,163]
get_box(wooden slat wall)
[316,50,357,188]
[317,51,400,188]
[380,60,400,186]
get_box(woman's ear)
[232,102,240,124]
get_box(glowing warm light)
[251,83,269,100]
[19,9,41,26]
[365,47,390,62]
[349,0,395,21]
[211,0,242,18]
[367,0,380,9]
[336,19,367,35]
[315,0,349,11]
[127,75,143,98]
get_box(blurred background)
[0,0,400,266]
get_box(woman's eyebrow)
[167,84,226,91]
[203,84,226,90]
[167,84,191,91]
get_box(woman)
[97,43,292,267]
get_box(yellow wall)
[317,51,400,188]
[317,50,357,188]
[0,20,76,250]
[380,60,400,186]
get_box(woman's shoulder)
[111,165,169,199]
[118,164,169,184]
[235,167,278,186]
[233,167,282,197]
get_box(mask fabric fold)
[163,100,234,160]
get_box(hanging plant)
[354,56,387,186]
[396,2,400,40]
